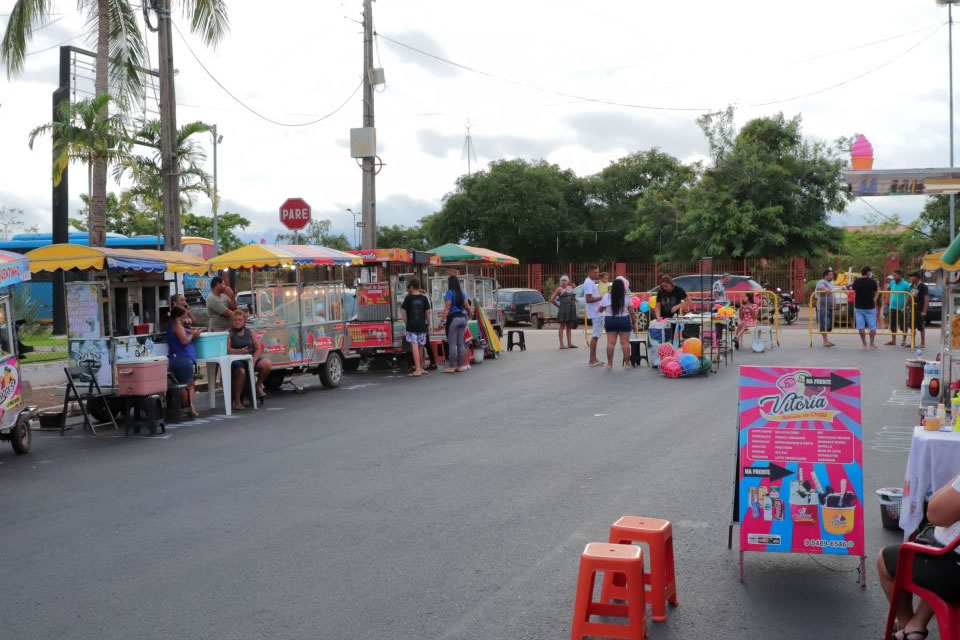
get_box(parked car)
[495,288,546,325]
[927,283,942,324]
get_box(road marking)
[344,383,380,391]
[594,413,607,417]
[676,520,712,529]
[869,425,915,452]
[886,389,921,406]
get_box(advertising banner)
[736,366,865,567]
[349,321,392,348]
[358,283,391,307]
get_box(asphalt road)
[0,326,933,639]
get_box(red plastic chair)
[884,532,960,640]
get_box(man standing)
[909,271,929,350]
[401,278,431,377]
[206,276,237,332]
[885,270,912,347]
[851,266,879,350]
[583,265,603,367]
[713,273,732,305]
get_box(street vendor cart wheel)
[531,313,545,330]
[319,352,343,388]
[9,414,31,455]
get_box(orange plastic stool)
[570,543,646,640]
[601,516,678,622]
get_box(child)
[734,293,758,346]
[401,279,431,377]
[598,272,611,296]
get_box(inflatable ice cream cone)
[851,134,874,170]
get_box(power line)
[856,197,933,240]
[795,21,944,64]
[25,32,83,57]
[377,21,947,113]
[171,21,361,127]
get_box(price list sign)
[735,366,864,562]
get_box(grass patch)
[21,329,67,348]
[22,351,68,364]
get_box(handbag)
[915,523,945,548]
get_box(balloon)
[700,356,713,372]
[680,353,700,373]
[661,355,679,369]
[632,296,641,309]
[639,301,650,313]
[682,337,703,358]
[658,344,676,361]
[663,360,684,378]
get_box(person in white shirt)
[582,265,603,367]
[879,474,960,639]
[598,276,637,368]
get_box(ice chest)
[116,356,168,396]
[195,331,228,358]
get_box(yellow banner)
[760,410,836,423]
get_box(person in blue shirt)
[885,269,913,347]
[441,275,472,373]
[167,305,200,417]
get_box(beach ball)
[663,360,684,378]
[700,356,713,373]
[680,353,699,374]
[724,307,736,318]
[658,344,676,361]
[682,337,703,358]
[632,296,641,310]
[639,300,650,313]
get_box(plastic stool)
[507,330,526,352]
[570,543,646,640]
[754,325,775,349]
[630,339,649,367]
[601,516,677,622]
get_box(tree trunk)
[89,0,109,247]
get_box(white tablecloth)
[197,354,258,416]
[900,426,960,538]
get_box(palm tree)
[115,119,214,234]
[2,0,229,246]
[29,95,131,235]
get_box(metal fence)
[807,290,915,347]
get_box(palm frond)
[1,0,55,76]
[181,0,229,47]
[106,0,146,110]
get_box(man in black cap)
[851,266,879,349]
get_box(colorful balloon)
[682,337,703,358]
[639,300,650,313]
[700,356,713,372]
[632,296,641,309]
[680,353,700,373]
[663,360,683,378]
[658,344,676,361]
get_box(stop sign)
[279,197,311,230]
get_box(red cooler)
[116,356,168,396]
[906,359,925,389]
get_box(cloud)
[567,111,706,158]
[417,129,567,161]
[381,30,459,78]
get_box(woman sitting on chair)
[227,310,272,410]
[878,474,960,639]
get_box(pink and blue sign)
[737,366,864,559]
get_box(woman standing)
[550,275,578,349]
[598,277,636,369]
[167,306,200,417]
[227,310,272,410]
[441,275,472,373]
[815,269,840,347]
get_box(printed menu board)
[65,283,102,339]
[736,366,864,557]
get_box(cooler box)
[195,332,228,358]
[116,356,168,396]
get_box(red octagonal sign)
[279,197,311,231]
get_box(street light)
[212,125,223,254]
[346,207,359,248]
[940,1,959,241]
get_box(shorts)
[604,315,632,334]
[406,332,428,346]
[882,543,960,603]
[855,308,877,330]
[589,317,603,339]
[168,355,195,383]
[231,356,263,373]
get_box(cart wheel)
[10,414,30,455]
[264,371,286,392]
[320,352,343,388]
[532,314,544,330]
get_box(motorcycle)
[776,288,799,325]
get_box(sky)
[0,0,958,245]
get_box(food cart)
[345,248,441,363]
[921,250,960,411]
[0,250,37,454]
[206,244,362,390]
[426,243,515,342]
[26,244,209,389]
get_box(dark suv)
[495,288,545,325]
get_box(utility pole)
[212,124,221,255]
[361,0,377,249]
[156,0,182,250]
[951,1,956,243]
[462,119,478,177]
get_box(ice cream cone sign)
[851,134,874,170]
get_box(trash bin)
[906,359,925,389]
[876,487,903,530]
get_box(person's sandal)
[891,630,929,640]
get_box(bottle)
[763,489,773,521]
[749,487,761,518]
[771,485,784,521]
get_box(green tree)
[376,224,430,251]
[3,0,229,247]
[423,159,588,262]
[275,219,351,250]
[116,119,214,222]
[913,195,952,249]
[73,192,157,236]
[183,212,248,253]
[29,94,130,243]
[677,110,849,259]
